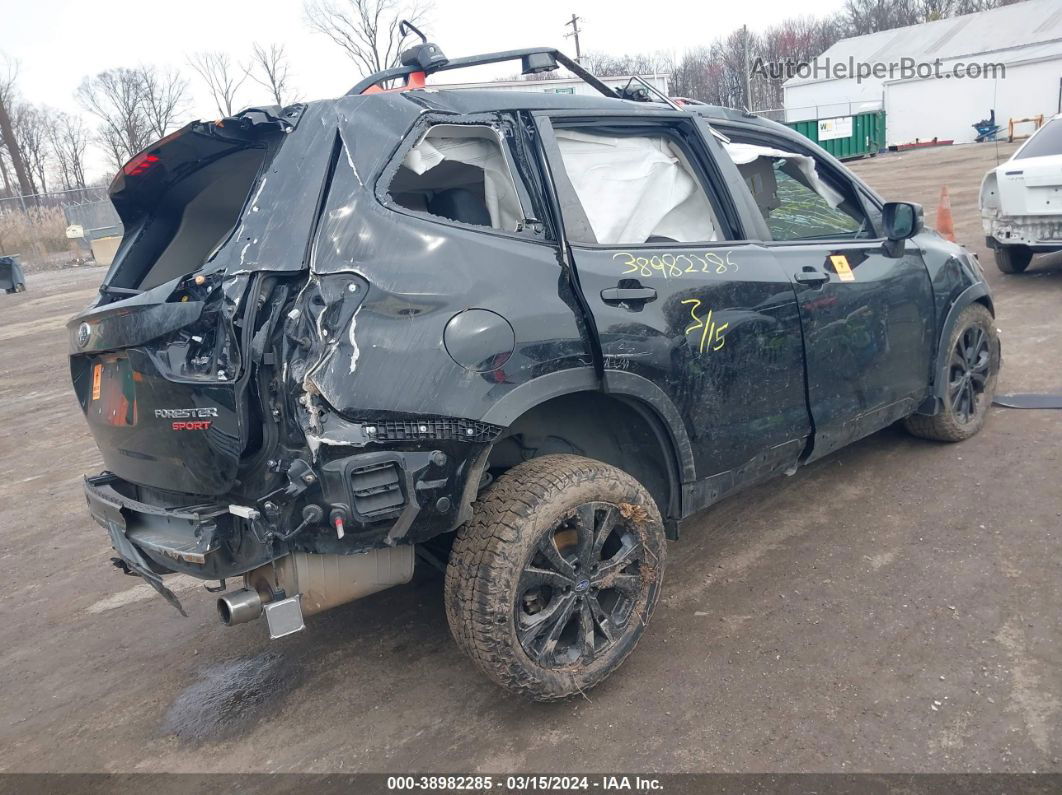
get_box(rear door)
[725,128,936,460]
[533,112,811,504]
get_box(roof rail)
[346,46,620,99]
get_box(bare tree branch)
[77,67,153,172]
[47,110,89,190]
[304,0,432,77]
[0,55,35,197]
[11,101,49,193]
[188,51,248,117]
[139,65,188,139]
[246,43,297,106]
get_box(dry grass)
[0,207,70,260]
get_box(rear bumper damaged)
[86,429,497,614]
[983,212,1062,249]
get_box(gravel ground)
[0,141,1058,774]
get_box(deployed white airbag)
[555,129,718,245]
[723,142,845,208]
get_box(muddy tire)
[444,454,665,701]
[993,244,1032,274]
[904,303,999,442]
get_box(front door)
[733,138,936,460]
[534,113,811,506]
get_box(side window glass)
[389,124,525,232]
[555,128,721,245]
[727,142,869,241]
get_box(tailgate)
[69,276,250,496]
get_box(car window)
[734,151,868,241]
[388,124,525,232]
[553,128,721,245]
[1014,118,1062,160]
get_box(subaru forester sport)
[69,34,999,700]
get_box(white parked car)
[980,113,1062,273]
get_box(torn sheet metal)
[107,522,187,616]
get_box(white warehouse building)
[783,0,1062,146]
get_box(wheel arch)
[918,283,996,415]
[477,369,694,533]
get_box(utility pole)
[565,13,583,63]
[742,24,752,110]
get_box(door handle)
[601,286,658,304]
[794,268,830,286]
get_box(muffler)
[217,546,415,633]
[217,588,263,625]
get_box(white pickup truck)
[980,114,1062,273]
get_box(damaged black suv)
[68,34,1000,700]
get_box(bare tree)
[47,111,89,190]
[579,52,671,78]
[12,102,49,193]
[77,65,189,173]
[140,66,188,138]
[0,144,12,196]
[189,51,248,117]
[844,0,921,35]
[77,67,152,171]
[247,43,297,106]
[0,57,34,197]
[304,0,431,77]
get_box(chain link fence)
[753,100,884,123]
[0,187,121,266]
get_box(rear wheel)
[904,303,998,442]
[993,244,1032,274]
[445,454,665,701]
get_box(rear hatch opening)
[69,108,306,497]
[103,112,290,297]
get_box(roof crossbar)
[346,47,620,99]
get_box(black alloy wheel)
[516,501,645,668]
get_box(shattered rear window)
[388,124,525,232]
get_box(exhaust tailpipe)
[217,588,263,626]
[216,546,415,629]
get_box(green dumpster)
[786,110,886,160]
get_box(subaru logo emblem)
[575,578,590,592]
[76,322,91,348]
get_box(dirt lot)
[0,142,1058,774]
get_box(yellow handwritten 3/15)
[613,251,739,279]
[682,299,728,354]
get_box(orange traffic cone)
[936,185,956,242]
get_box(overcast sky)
[2,0,843,179]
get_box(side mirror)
[881,201,923,257]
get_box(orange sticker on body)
[91,363,103,401]
[830,255,855,282]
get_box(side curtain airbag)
[723,142,845,208]
[554,129,719,245]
